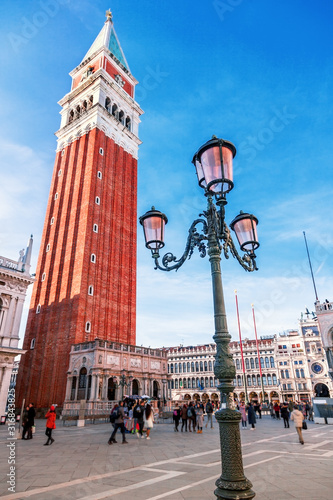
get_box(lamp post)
[113,370,133,400]
[140,136,259,500]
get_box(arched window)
[262,375,267,386]
[168,365,170,373]
[183,379,187,389]
[112,103,118,118]
[175,363,178,374]
[250,358,255,369]
[210,377,213,387]
[89,95,93,107]
[68,110,74,123]
[285,369,289,379]
[91,254,96,263]
[105,97,111,112]
[93,224,98,233]
[245,358,250,370]
[200,361,203,372]
[170,363,174,374]
[76,105,81,118]
[82,100,87,111]
[187,362,190,372]
[236,359,240,370]
[191,362,194,372]
[192,378,196,389]
[125,116,131,130]
[85,322,91,333]
[295,369,300,378]
[95,196,100,205]
[118,110,124,124]
[97,171,102,179]
[270,356,275,368]
[179,363,182,373]
[257,374,261,386]
[265,357,269,368]
[237,376,242,387]
[204,361,208,371]
[195,361,199,372]
[88,285,93,296]
[183,362,186,373]
[252,375,256,386]
[247,375,252,386]
[175,379,178,389]
[205,377,209,387]
[300,368,305,378]
[267,374,272,385]
[78,367,87,399]
[260,357,264,368]
[209,360,212,372]
[200,377,204,388]
[171,380,174,389]
[272,374,277,385]
[255,357,259,368]
[70,376,77,400]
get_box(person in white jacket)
[291,405,305,445]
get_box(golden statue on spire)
[106,9,112,21]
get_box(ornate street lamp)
[113,370,133,400]
[140,135,259,500]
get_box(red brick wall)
[16,130,137,408]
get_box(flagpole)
[303,231,319,301]
[235,291,249,404]
[252,304,265,404]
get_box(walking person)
[308,404,314,422]
[239,401,247,429]
[205,399,214,429]
[108,401,128,445]
[291,405,305,445]
[44,405,56,445]
[187,402,196,432]
[144,404,154,440]
[280,403,290,428]
[269,402,275,419]
[247,403,256,430]
[181,403,188,432]
[173,403,181,432]
[196,403,204,433]
[22,406,30,440]
[27,403,36,439]
[133,399,145,439]
[273,401,281,420]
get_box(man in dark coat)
[108,401,128,444]
[27,403,36,439]
[133,400,145,438]
[247,403,256,430]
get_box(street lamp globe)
[195,136,236,196]
[230,211,259,255]
[139,206,168,256]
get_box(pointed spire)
[22,234,33,274]
[81,12,130,72]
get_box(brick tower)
[16,11,143,409]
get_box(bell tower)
[16,11,143,409]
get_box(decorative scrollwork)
[154,219,208,272]
[222,223,258,272]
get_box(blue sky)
[0,0,332,348]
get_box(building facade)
[62,339,168,415]
[16,12,143,410]
[0,238,34,416]
[167,312,332,403]
[315,299,333,380]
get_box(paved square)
[1,416,332,499]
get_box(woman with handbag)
[291,405,305,445]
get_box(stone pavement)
[0,415,332,499]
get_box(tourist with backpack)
[133,400,145,439]
[205,399,214,429]
[108,401,128,445]
[173,403,181,432]
[187,402,196,432]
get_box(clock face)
[312,362,323,374]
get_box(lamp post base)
[214,408,255,500]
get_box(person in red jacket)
[44,405,56,446]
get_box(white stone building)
[0,237,34,416]
[167,311,332,404]
[62,339,169,415]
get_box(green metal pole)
[206,195,255,500]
